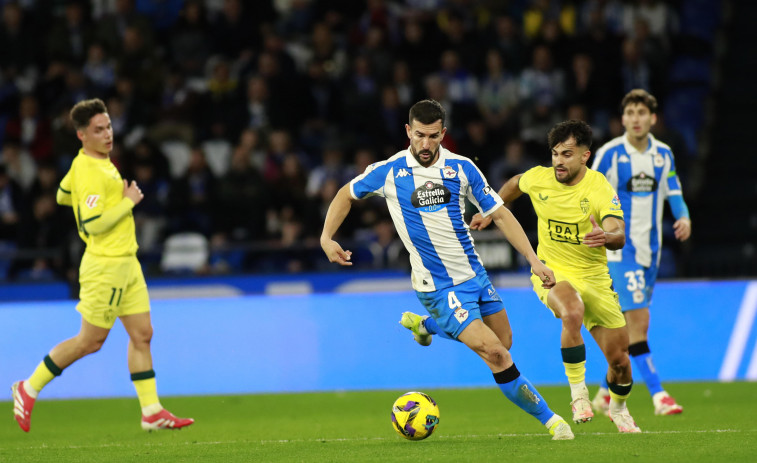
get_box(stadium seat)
[160,232,209,274]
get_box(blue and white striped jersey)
[350,147,503,292]
[592,134,684,268]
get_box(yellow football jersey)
[59,149,138,256]
[519,166,623,277]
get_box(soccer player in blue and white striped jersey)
[591,89,691,416]
[321,99,574,440]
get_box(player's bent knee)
[560,308,584,330]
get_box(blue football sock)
[421,317,453,340]
[422,316,439,334]
[629,341,663,396]
[493,364,554,425]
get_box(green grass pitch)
[1,382,755,462]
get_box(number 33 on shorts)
[624,269,646,304]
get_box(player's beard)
[411,146,439,167]
[554,165,577,184]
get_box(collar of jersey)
[405,147,447,168]
[622,133,656,155]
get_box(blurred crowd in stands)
[0,0,700,282]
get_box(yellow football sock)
[563,360,586,385]
[609,385,632,405]
[131,370,160,409]
[28,355,62,394]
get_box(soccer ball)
[390,391,440,440]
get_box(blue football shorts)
[608,260,659,312]
[415,273,505,340]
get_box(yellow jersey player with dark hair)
[11,98,194,432]
[471,120,642,433]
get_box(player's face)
[551,136,591,185]
[78,112,113,158]
[622,102,657,141]
[406,119,446,167]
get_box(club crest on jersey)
[618,154,630,163]
[627,172,658,193]
[411,181,451,212]
[85,195,100,209]
[442,165,457,179]
[580,198,590,214]
[654,154,665,167]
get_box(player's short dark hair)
[409,99,445,126]
[621,88,658,114]
[70,98,107,131]
[547,120,593,151]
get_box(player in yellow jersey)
[11,99,193,432]
[471,120,641,433]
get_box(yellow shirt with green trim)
[59,149,138,256]
[519,166,623,277]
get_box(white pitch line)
[3,429,754,451]
[720,282,757,380]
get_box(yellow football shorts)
[77,252,150,329]
[530,265,625,331]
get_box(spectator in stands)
[5,94,53,162]
[477,49,520,141]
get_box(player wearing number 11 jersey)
[322,99,574,440]
[11,98,193,432]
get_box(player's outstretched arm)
[583,215,625,250]
[490,205,555,288]
[321,184,356,266]
[470,174,524,230]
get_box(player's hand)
[532,261,556,289]
[469,213,492,230]
[322,239,353,266]
[673,217,691,241]
[583,215,606,248]
[123,179,144,205]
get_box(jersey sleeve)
[517,166,538,195]
[73,163,108,227]
[664,152,684,196]
[462,161,503,216]
[57,172,73,207]
[664,151,689,219]
[592,145,617,187]
[596,178,624,222]
[349,161,391,199]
